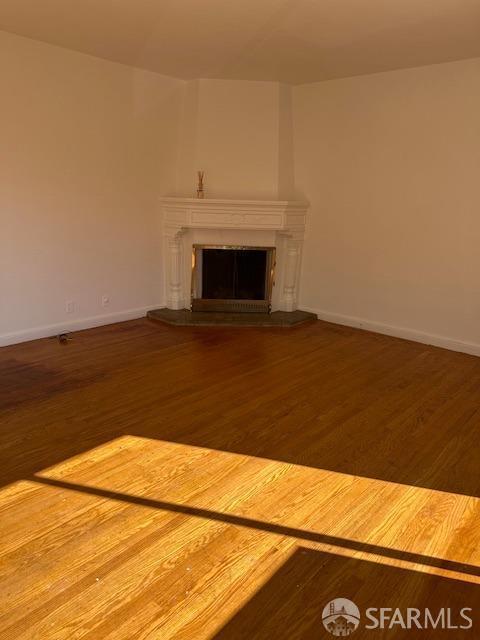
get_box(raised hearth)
[148,308,317,327]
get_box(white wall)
[0,31,184,345]
[294,58,480,354]
[176,79,295,200]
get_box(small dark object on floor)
[147,308,317,328]
[57,333,72,344]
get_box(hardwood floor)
[0,318,479,638]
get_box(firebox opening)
[191,245,275,313]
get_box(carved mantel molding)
[160,197,309,312]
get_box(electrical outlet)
[66,301,75,314]
[102,295,110,307]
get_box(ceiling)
[1,0,480,84]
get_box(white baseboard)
[302,307,480,358]
[4,303,479,358]
[0,306,160,348]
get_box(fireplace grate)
[191,299,270,313]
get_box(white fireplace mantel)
[160,197,309,312]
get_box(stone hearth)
[147,308,317,327]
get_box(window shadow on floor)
[29,476,480,579]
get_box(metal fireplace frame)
[191,244,276,313]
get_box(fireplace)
[160,197,309,312]
[191,245,276,313]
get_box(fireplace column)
[284,242,299,311]
[276,232,303,312]
[165,227,187,310]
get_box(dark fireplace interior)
[202,249,267,300]
[192,245,275,313]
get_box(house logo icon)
[322,598,361,636]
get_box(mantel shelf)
[161,196,309,207]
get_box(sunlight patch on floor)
[30,434,480,569]
[1,435,479,639]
